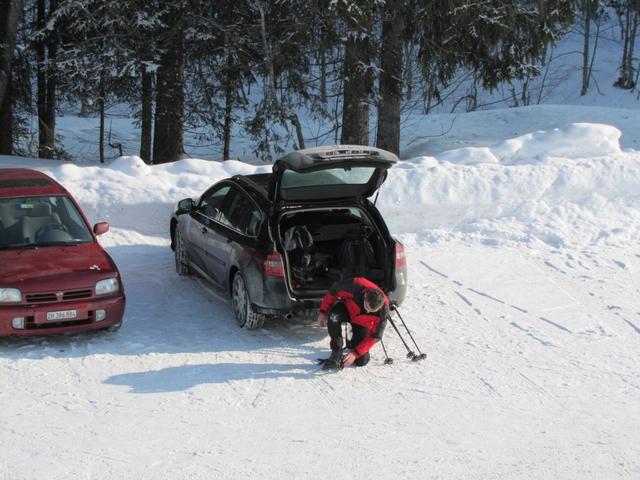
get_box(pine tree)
[0,0,21,111]
[412,1,575,107]
[376,0,405,154]
[334,0,375,146]
[34,0,58,159]
[153,2,185,164]
[611,0,640,89]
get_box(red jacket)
[319,277,390,357]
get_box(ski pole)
[387,316,416,360]
[391,303,427,360]
[379,339,393,365]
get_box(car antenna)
[373,190,380,206]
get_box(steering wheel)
[35,223,69,242]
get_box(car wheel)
[175,226,192,275]
[106,322,122,332]
[231,272,265,330]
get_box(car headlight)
[95,278,119,296]
[0,288,22,303]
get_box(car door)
[203,186,262,285]
[186,184,231,275]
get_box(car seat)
[0,203,12,247]
[337,226,382,281]
[21,202,62,243]
[283,225,317,286]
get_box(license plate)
[46,310,77,321]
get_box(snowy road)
[2,235,639,479]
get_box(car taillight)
[263,252,285,277]
[395,241,406,269]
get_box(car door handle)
[226,237,233,244]
[201,227,207,234]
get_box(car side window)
[218,188,263,236]
[196,185,230,222]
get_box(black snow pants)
[327,302,371,367]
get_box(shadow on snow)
[0,243,327,359]
[104,362,320,393]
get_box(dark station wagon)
[170,145,407,329]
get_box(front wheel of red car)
[231,272,265,330]
[175,226,192,276]
[106,322,122,332]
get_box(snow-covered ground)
[1,106,640,479]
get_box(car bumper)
[250,275,313,315]
[0,293,126,337]
[252,274,407,316]
[390,267,408,306]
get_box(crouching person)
[317,277,389,370]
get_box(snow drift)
[14,122,637,251]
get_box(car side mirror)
[177,198,194,215]
[93,222,110,236]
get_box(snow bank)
[379,123,640,248]
[2,122,639,249]
[437,123,622,165]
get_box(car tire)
[231,271,265,330]
[175,226,192,275]
[106,322,122,332]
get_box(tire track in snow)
[478,376,501,397]
[510,322,557,347]
[539,317,573,334]
[613,312,640,335]
[420,260,572,340]
[309,376,341,406]
[454,291,483,319]
[419,261,448,278]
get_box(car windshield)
[280,167,376,189]
[0,195,94,249]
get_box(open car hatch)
[268,145,398,203]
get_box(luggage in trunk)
[278,207,387,295]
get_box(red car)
[0,169,125,336]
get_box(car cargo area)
[278,207,389,296]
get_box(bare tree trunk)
[587,18,601,94]
[340,2,373,146]
[36,0,56,158]
[317,0,329,104]
[627,12,639,86]
[289,113,305,150]
[98,99,105,163]
[98,72,105,163]
[0,73,12,154]
[581,1,592,96]
[376,0,404,155]
[222,49,234,160]
[153,13,184,164]
[36,0,48,158]
[319,44,327,104]
[403,41,414,101]
[139,64,153,163]
[45,0,56,158]
[616,7,638,89]
[257,1,279,110]
[0,0,21,108]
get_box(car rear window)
[280,167,376,189]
